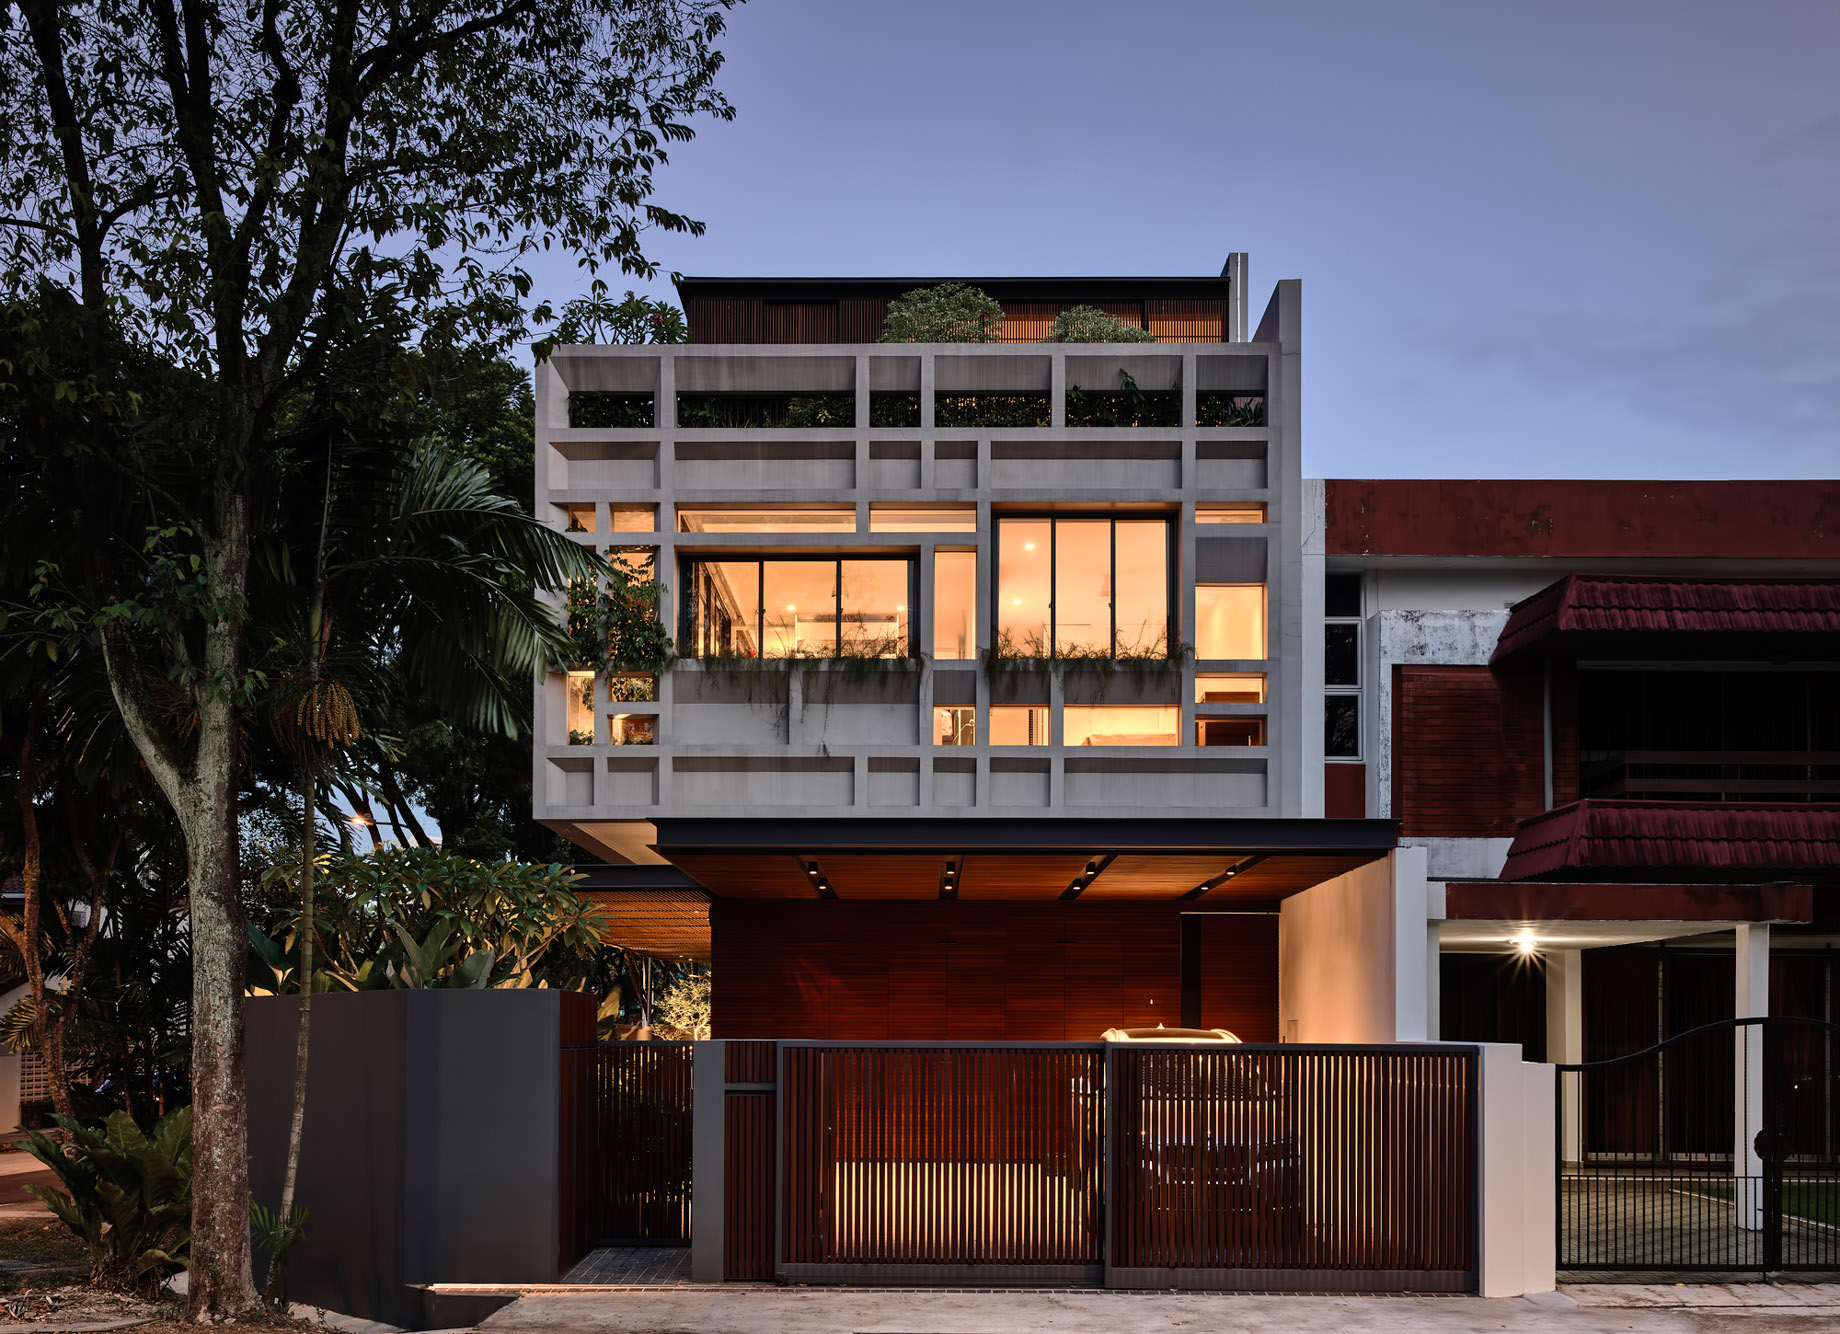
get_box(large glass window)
[934,707,976,746]
[1064,705,1179,747]
[676,506,856,533]
[1196,584,1266,660]
[933,550,977,660]
[989,705,1050,746]
[996,517,1170,658]
[565,671,595,744]
[688,557,914,658]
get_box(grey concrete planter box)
[246,990,575,1328]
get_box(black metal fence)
[1557,1017,1840,1273]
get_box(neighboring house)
[531,263,1840,1060]
[1323,480,1840,1121]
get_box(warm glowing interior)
[1196,503,1266,524]
[1196,584,1267,659]
[1063,706,1180,747]
[565,671,594,744]
[988,705,1050,746]
[933,550,976,660]
[871,505,978,533]
[676,506,856,533]
[933,707,976,746]
[1195,672,1267,704]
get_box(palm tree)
[251,436,599,1299]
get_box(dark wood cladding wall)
[1392,664,1544,837]
[724,1090,775,1279]
[711,900,1277,1042]
[564,1044,694,1245]
[686,295,1227,343]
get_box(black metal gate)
[1556,1017,1840,1273]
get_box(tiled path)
[562,1247,692,1286]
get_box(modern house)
[412,257,1811,1303]
[532,259,1443,1048]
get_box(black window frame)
[682,553,918,659]
[993,513,1176,659]
[1324,571,1363,759]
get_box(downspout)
[1542,655,1554,810]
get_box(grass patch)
[0,1215,88,1263]
[1695,1179,1840,1227]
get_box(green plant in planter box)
[23,1108,192,1293]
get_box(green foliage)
[537,289,692,356]
[564,558,675,675]
[869,393,921,427]
[251,847,608,993]
[934,393,1051,428]
[23,1108,192,1293]
[1040,305,1156,343]
[654,970,711,1039]
[1195,393,1267,427]
[1065,370,1180,427]
[569,394,655,428]
[983,628,1193,691]
[248,1198,309,1284]
[675,393,854,428]
[880,284,1004,343]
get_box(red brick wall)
[1392,664,1545,837]
[711,900,1277,1042]
[1324,763,1367,818]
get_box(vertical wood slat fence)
[766,1041,1477,1291]
[1108,1045,1476,1291]
[724,1041,778,1280]
[563,1043,694,1249]
[778,1044,1106,1284]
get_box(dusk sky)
[525,0,1840,481]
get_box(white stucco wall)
[1278,847,1430,1043]
[1478,1042,1557,1297]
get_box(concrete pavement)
[479,1284,1840,1333]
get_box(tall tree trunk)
[106,502,264,1320]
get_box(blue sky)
[522,0,1840,479]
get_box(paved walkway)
[562,1247,692,1286]
[480,1284,1840,1333]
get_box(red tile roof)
[1492,574,1840,662]
[1500,800,1840,882]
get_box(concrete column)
[1735,923,1769,1229]
[1477,1043,1557,1297]
[1545,949,1584,1164]
[1391,846,1430,1042]
[1049,350,1066,428]
[689,1041,726,1283]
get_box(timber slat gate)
[568,1039,1480,1290]
[562,1042,694,1250]
[1557,1017,1840,1275]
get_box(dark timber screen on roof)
[674,275,1237,345]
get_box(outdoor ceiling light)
[1514,931,1538,955]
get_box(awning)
[650,815,1399,904]
[1491,574,1840,663]
[1499,799,1840,882]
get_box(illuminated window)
[996,517,1170,658]
[1196,503,1265,524]
[609,713,657,745]
[687,557,914,658]
[565,671,595,745]
[560,503,596,533]
[1197,716,1266,747]
[609,547,656,581]
[611,505,656,532]
[676,506,856,533]
[989,706,1050,746]
[1196,584,1266,660]
[608,675,657,703]
[1064,706,1179,747]
[840,559,909,656]
[871,505,978,533]
[934,707,976,746]
[933,550,976,660]
[1195,673,1266,704]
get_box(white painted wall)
[1279,847,1429,1043]
[1477,1042,1557,1297]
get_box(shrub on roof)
[1039,305,1155,343]
[879,283,1004,343]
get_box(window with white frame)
[1324,572,1361,759]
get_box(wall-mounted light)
[1514,931,1538,956]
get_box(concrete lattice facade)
[533,283,1316,861]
